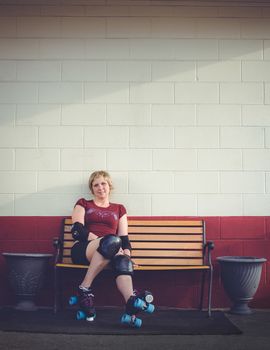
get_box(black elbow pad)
[71,222,88,242]
[120,235,132,251]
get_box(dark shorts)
[71,241,91,266]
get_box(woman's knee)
[97,235,122,260]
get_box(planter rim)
[2,253,53,258]
[217,256,267,263]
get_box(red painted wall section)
[0,216,269,309]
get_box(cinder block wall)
[1,0,270,309]
[1,0,270,217]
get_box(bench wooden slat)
[132,242,203,249]
[64,219,204,227]
[131,242,203,249]
[132,258,204,266]
[132,250,203,258]
[56,262,210,271]
[63,241,75,248]
[63,249,72,256]
[63,240,204,250]
[56,262,88,269]
[128,227,203,234]
[63,240,203,249]
[63,248,203,258]
[130,235,203,242]
[134,265,210,271]
[62,257,76,264]
[128,220,203,226]
[64,233,73,240]
[64,233,204,242]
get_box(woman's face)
[91,176,110,199]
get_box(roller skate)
[121,290,155,328]
[69,286,96,322]
[134,289,154,304]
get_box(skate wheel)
[69,296,78,306]
[76,310,86,320]
[86,314,96,322]
[134,317,142,328]
[121,314,142,328]
[121,313,132,324]
[145,303,155,313]
[145,293,154,304]
[134,298,144,310]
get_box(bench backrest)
[128,219,205,268]
[59,218,206,268]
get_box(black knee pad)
[71,222,88,242]
[112,255,134,278]
[97,234,121,260]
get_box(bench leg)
[53,267,58,314]
[199,270,206,311]
[199,269,213,318]
[54,267,61,314]
[207,266,213,318]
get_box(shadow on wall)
[0,12,269,118]
[0,11,268,119]
[0,40,268,110]
[1,9,270,217]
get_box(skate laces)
[79,287,95,308]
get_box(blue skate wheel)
[134,298,144,310]
[134,317,142,328]
[121,314,142,328]
[76,310,86,320]
[69,296,78,306]
[145,303,155,313]
[121,314,132,324]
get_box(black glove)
[71,222,88,242]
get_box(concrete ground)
[0,309,270,350]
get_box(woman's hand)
[123,249,131,256]
[117,247,130,257]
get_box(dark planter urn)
[217,256,266,315]
[3,253,52,311]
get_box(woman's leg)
[80,238,110,288]
[115,275,134,302]
[113,253,135,302]
[80,240,134,303]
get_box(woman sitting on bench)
[71,170,153,324]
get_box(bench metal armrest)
[204,241,214,267]
[53,237,61,248]
[53,237,63,265]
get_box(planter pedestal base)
[230,301,253,315]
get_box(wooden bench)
[53,217,214,316]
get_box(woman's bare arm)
[117,214,131,256]
[72,205,98,241]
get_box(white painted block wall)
[0,0,270,216]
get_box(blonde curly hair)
[88,170,114,194]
